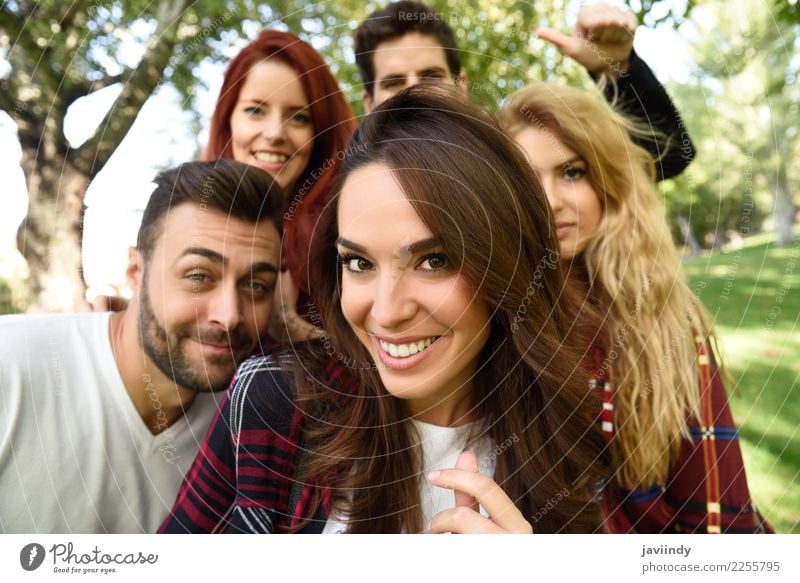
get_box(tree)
[660,75,771,250]
[678,0,799,248]
[1,0,693,311]
[0,0,372,311]
[1,1,229,310]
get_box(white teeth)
[379,337,436,359]
[254,152,288,164]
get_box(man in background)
[354,1,693,180]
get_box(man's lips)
[193,340,232,355]
[193,335,250,354]
[197,340,228,348]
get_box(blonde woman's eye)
[563,166,587,181]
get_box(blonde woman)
[501,83,771,533]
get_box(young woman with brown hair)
[160,85,611,534]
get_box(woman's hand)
[427,451,533,534]
[268,270,325,344]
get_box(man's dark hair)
[354,1,461,96]
[137,159,284,259]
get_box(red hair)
[206,30,356,292]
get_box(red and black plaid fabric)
[592,341,773,533]
[159,355,328,533]
[161,342,773,534]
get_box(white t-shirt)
[0,312,220,533]
[322,419,495,533]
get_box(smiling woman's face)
[229,60,315,194]
[336,163,491,426]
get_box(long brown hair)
[205,30,356,291]
[501,83,715,490]
[293,85,611,533]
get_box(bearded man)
[0,160,283,533]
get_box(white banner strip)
[0,534,796,582]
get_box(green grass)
[683,235,800,533]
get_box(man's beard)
[138,277,255,393]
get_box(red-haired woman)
[95,31,356,341]
[206,30,356,341]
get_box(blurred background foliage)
[1,0,797,312]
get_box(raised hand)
[537,2,638,78]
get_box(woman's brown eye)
[420,254,448,271]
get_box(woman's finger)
[427,468,533,533]
[428,506,505,534]
[453,451,479,512]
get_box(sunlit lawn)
[683,233,800,533]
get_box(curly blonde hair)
[500,82,716,490]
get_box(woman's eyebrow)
[336,237,440,255]
[561,156,585,166]
[403,237,440,255]
[336,237,366,252]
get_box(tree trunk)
[773,155,795,247]
[710,228,725,250]
[677,215,702,256]
[5,0,193,312]
[16,149,88,312]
